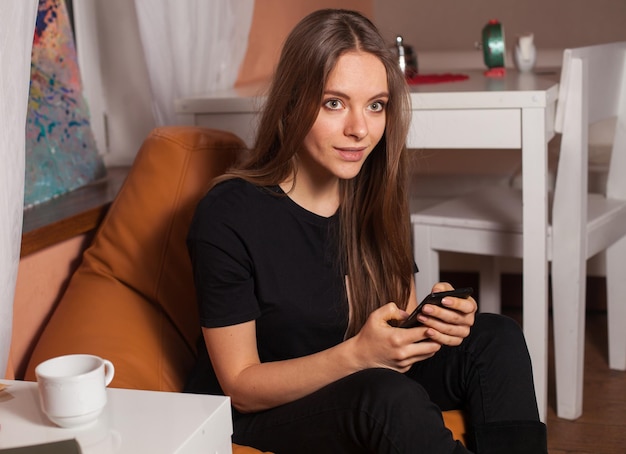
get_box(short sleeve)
[187,184,261,328]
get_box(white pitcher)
[514,33,536,73]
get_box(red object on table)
[484,67,506,78]
[406,73,469,85]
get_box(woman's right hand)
[350,303,442,373]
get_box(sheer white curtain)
[133,0,254,126]
[0,0,38,378]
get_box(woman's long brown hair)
[217,9,414,338]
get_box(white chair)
[410,41,626,420]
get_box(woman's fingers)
[423,326,469,347]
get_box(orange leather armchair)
[24,126,466,451]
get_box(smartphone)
[399,287,474,329]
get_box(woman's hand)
[350,302,442,373]
[416,282,478,347]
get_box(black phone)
[399,287,474,328]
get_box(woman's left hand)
[416,282,478,346]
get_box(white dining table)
[175,69,560,421]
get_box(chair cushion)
[25,126,245,390]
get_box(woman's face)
[299,51,388,184]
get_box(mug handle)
[103,359,115,387]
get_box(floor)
[543,311,626,454]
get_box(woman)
[186,9,547,453]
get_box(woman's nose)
[344,110,368,139]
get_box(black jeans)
[232,314,544,453]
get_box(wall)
[10,234,91,379]
[374,0,626,54]
[236,0,372,86]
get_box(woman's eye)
[369,101,386,112]
[324,99,343,110]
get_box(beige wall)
[9,235,91,379]
[374,0,626,53]
[237,0,373,85]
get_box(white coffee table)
[0,380,233,453]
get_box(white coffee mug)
[35,354,115,428]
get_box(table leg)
[521,107,550,422]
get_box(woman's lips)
[336,147,366,162]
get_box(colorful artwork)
[24,0,105,208]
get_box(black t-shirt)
[185,178,349,395]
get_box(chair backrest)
[550,42,626,264]
[553,42,626,210]
[556,42,626,132]
[554,42,626,199]
[25,127,246,391]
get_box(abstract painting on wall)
[25,0,105,208]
